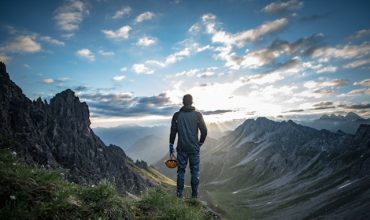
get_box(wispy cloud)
[112,6,131,19]
[202,14,288,47]
[262,0,303,15]
[40,36,65,46]
[42,78,54,84]
[75,48,95,61]
[102,25,131,40]
[135,11,155,23]
[132,63,154,74]
[4,35,42,53]
[345,88,370,96]
[316,65,337,73]
[200,14,289,69]
[313,42,370,60]
[312,101,335,110]
[172,67,219,78]
[354,79,370,87]
[343,58,370,69]
[137,36,156,47]
[201,109,233,115]
[54,0,89,33]
[112,75,125,81]
[145,41,210,68]
[348,29,370,40]
[79,92,176,117]
[304,78,348,89]
[98,50,114,56]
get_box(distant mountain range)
[95,118,243,165]
[93,125,169,150]
[198,117,370,219]
[299,112,370,134]
[0,62,156,195]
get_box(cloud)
[112,6,131,19]
[313,88,335,95]
[120,67,128,72]
[188,23,201,33]
[231,33,324,69]
[75,48,95,61]
[173,67,218,78]
[132,63,154,74]
[79,92,176,117]
[42,78,54,84]
[98,50,114,56]
[348,29,370,40]
[102,25,131,40]
[145,41,210,68]
[284,109,304,113]
[54,0,88,32]
[342,103,370,109]
[313,42,370,60]
[210,17,289,47]
[262,0,303,15]
[240,58,304,85]
[135,11,155,23]
[112,75,125,81]
[343,58,370,69]
[316,65,337,73]
[200,14,289,69]
[74,85,89,91]
[354,79,370,87]
[40,36,65,46]
[137,36,156,46]
[0,54,10,63]
[312,101,335,110]
[5,35,41,53]
[304,78,348,89]
[201,109,233,115]
[345,88,370,96]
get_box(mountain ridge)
[198,117,370,219]
[0,62,154,195]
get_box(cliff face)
[0,62,152,194]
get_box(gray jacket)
[170,105,207,153]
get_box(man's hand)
[169,144,174,154]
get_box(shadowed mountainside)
[0,62,154,195]
[199,117,370,219]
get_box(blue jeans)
[176,151,200,198]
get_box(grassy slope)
[0,148,215,220]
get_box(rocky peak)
[1,64,154,194]
[50,89,90,129]
[345,112,362,121]
[0,61,9,78]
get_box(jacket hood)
[180,105,195,112]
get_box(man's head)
[183,94,193,106]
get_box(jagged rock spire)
[0,61,9,78]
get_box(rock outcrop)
[0,62,153,194]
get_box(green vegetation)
[0,149,214,220]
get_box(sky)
[0,0,370,127]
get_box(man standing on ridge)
[169,94,207,198]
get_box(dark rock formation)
[0,62,153,194]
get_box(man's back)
[171,105,207,153]
[168,94,207,198]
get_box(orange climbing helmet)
[165,153,177,169]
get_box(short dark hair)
[183,94,193,105]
